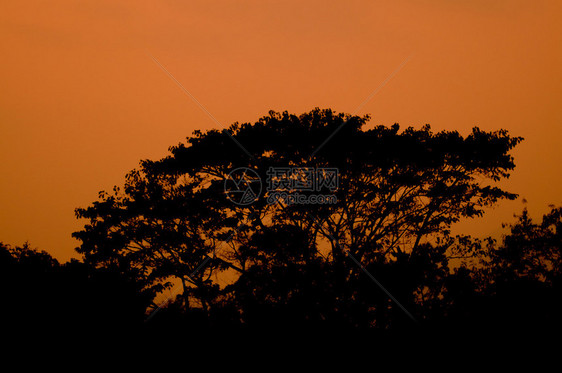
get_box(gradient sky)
[1,0,561,261]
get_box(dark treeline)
[2,205,561,337]
[2,109,561,337]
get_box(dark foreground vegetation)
[2,206,561,338]
[2,109,561,339]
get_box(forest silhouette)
[3,109,561,338]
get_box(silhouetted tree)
[483,206,562,332]
[489,206,562,282]
[73,108,523,329]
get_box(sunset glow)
[1,0,561,261]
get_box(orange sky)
[1,0,561,261]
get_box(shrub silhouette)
[0,242,151,335]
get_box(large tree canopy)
[73,108,522,326]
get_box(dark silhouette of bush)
[0,242,152,336]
